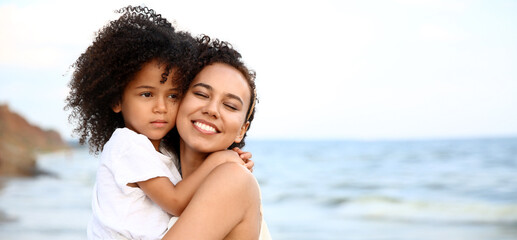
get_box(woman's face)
[176,63,251,153]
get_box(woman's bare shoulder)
[211,162,258,188]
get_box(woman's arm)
[162,161,261,240]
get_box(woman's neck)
[179,139,210,178]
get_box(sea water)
[0,138,516,240]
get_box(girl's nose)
[153,97,167,113]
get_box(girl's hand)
[232,147,254,172]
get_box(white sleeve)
[109,130,172,190]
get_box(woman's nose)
[202,100,219,118]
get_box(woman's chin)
[186,142,219,154]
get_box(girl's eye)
[168,93,178,99]
[140,92,152,97]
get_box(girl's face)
[176,63,251,154]
[113,60,180,150]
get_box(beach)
[0,138,516,239]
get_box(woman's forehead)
[193,63,250,101]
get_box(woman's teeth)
[194,121,217,133]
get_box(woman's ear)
[234,121,250,143]
[112,103,122,113]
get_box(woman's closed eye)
[224,103,238,111]
[194,91,209,98]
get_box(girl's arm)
[136,150,249,216]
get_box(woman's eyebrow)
[193,82,212,91]
[226,93,244,105]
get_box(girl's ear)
[234,121,250,143]
[112,103,122,113]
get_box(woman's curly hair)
[193,35,257,149]
[65,6,197,154]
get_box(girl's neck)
[151,140,161,152]
[179,139,209,178]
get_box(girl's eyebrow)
[135,85,155,89]
[193,82,244,105]
[135,85,179,91]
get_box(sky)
[0,0,516,141]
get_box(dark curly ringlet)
[65,5,197,154]
[193,35,257,149]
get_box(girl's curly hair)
[65,6,197,154]
[193,35,257,149]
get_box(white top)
[87,128,182,240]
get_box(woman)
[163,36,270,239]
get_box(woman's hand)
[232,147,254,172]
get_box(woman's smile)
[193,120,219,134]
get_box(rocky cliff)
[0,104,68,176]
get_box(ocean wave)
[336,196,517,224]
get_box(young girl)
[163,36,271,239]
[66,6,252,239]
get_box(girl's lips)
[192,120,219,134]
[151,120,168,128]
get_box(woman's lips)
[193,120,218,134]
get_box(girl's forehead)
[124,74,177,94]
[131,61,176,84]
